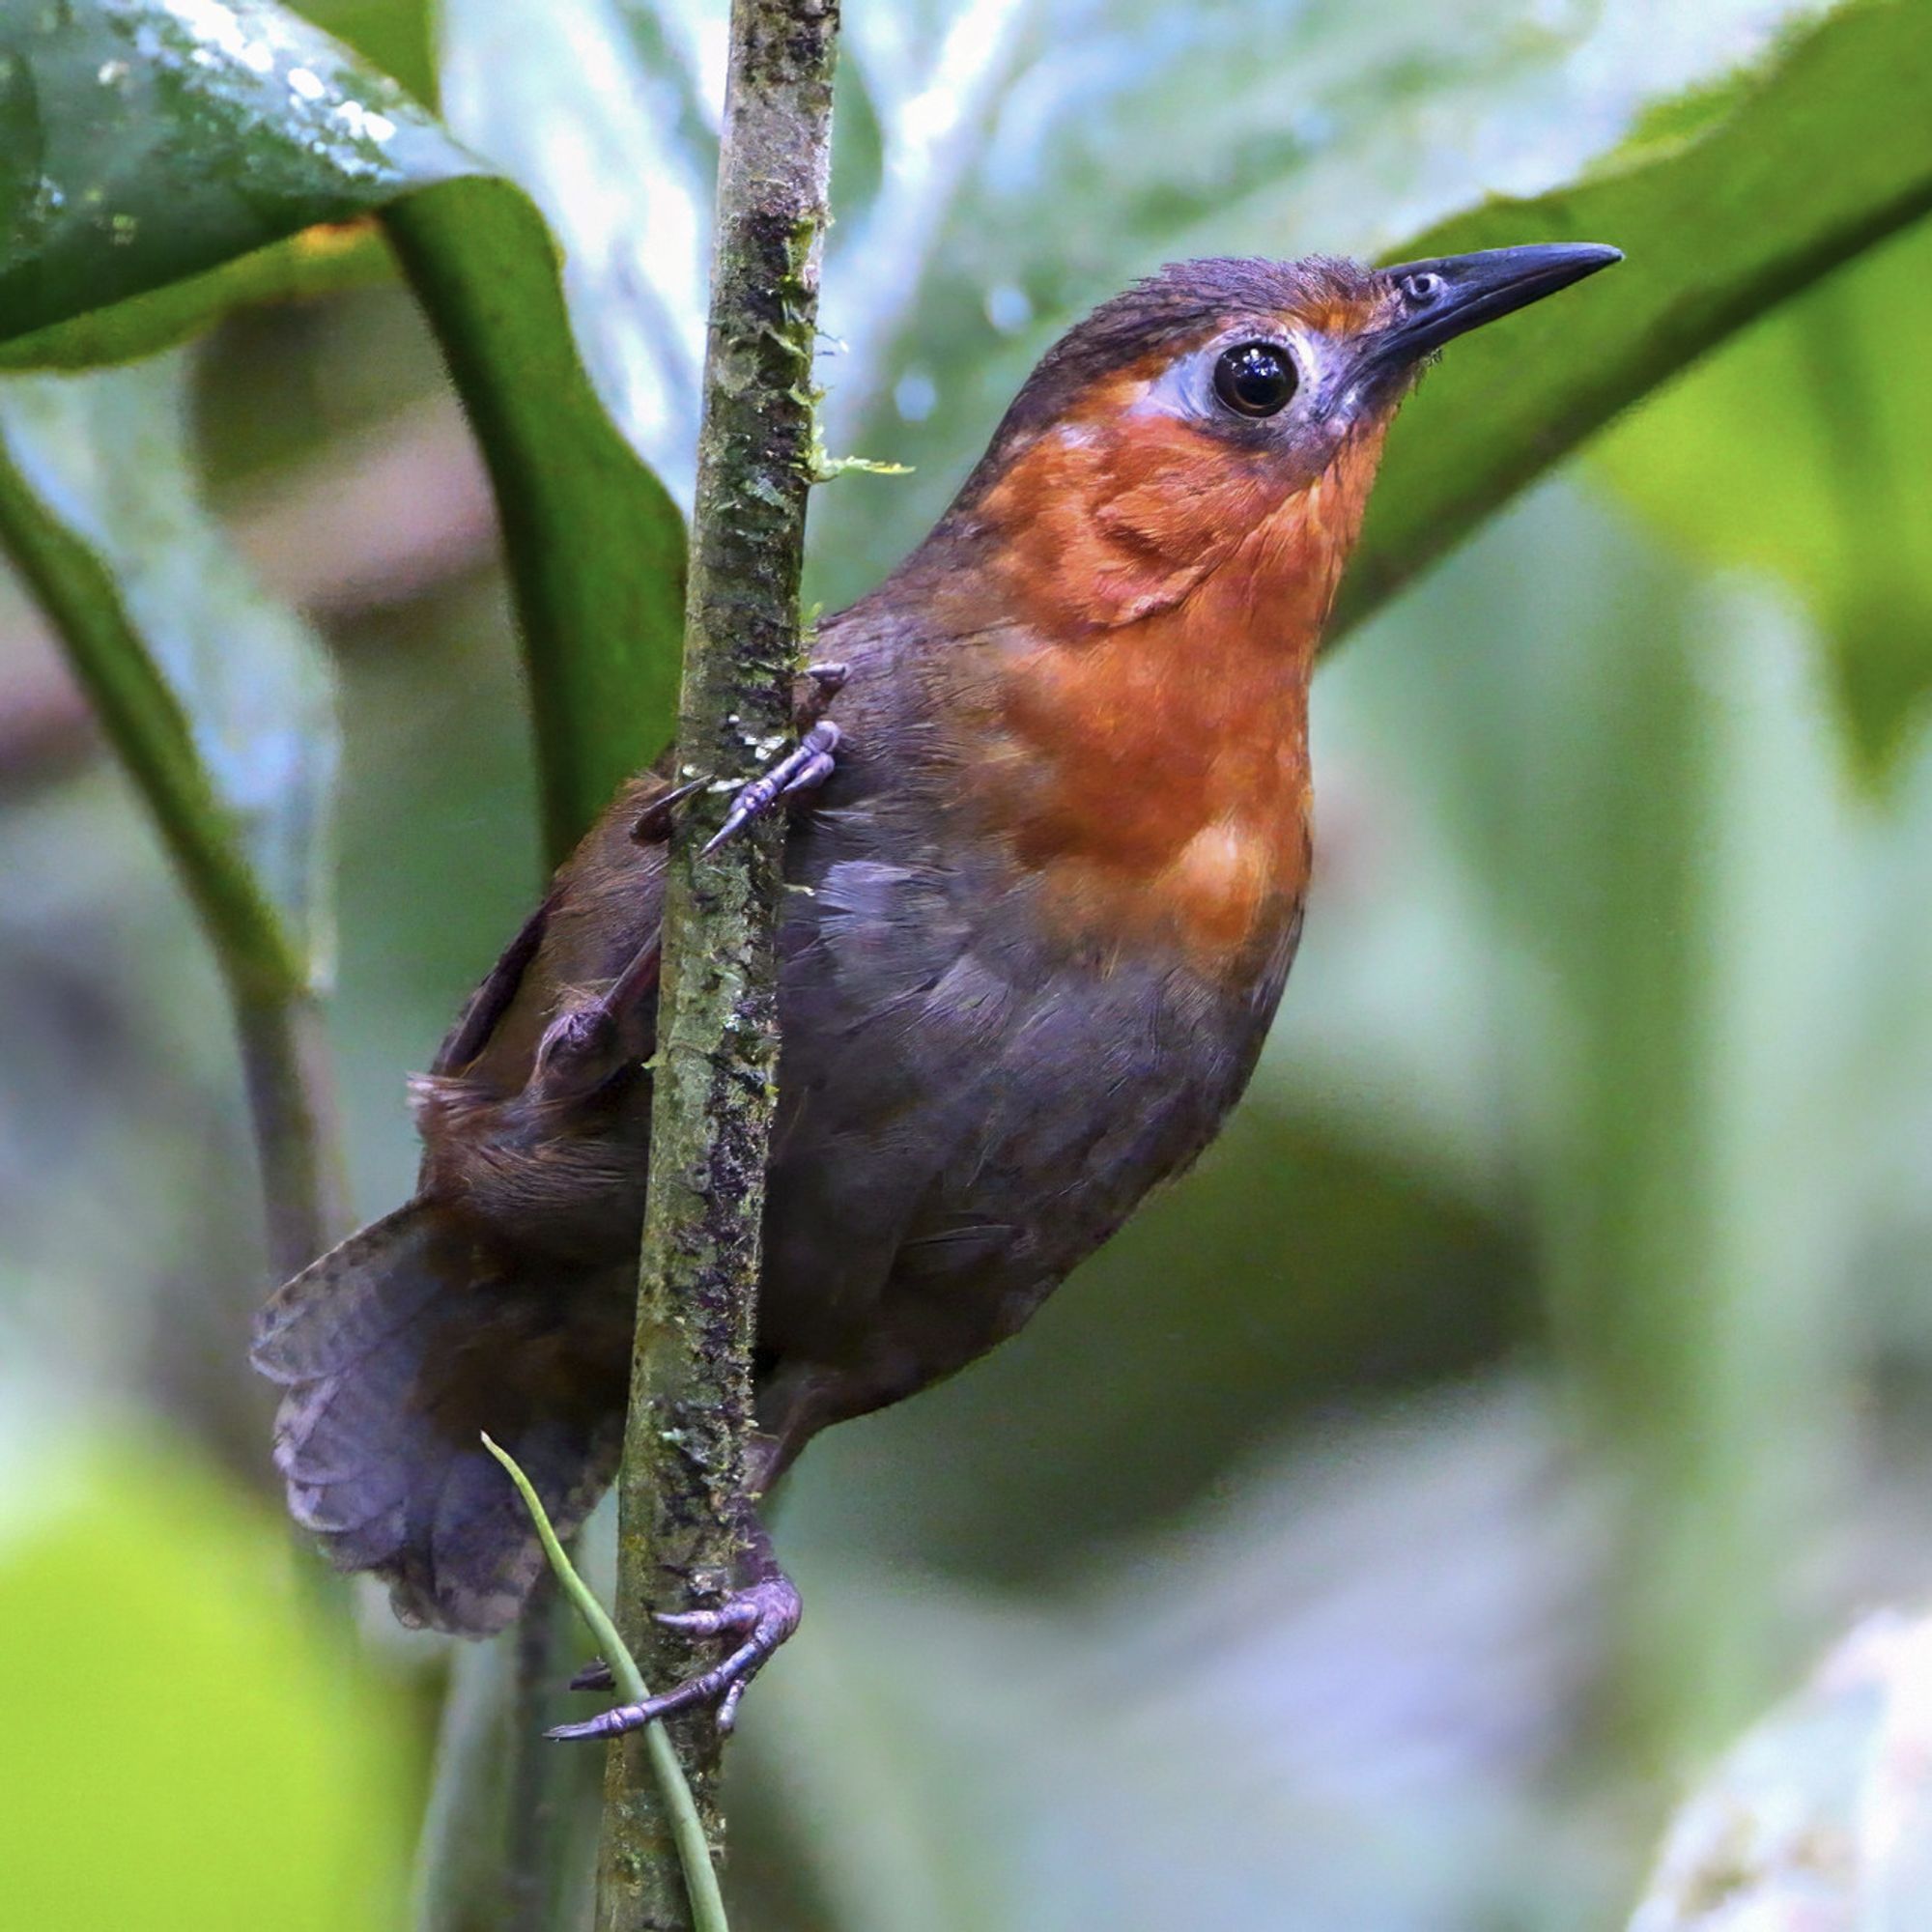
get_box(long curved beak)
[1355,242,1622,390]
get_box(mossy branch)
[595,3,840,1927]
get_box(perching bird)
[254,242,1620,1738]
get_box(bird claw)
[700,720,841,857]
[630,775,709,844]
[547,1575,802,1743]
[568,1658,614,1692]
[699,662,848,859]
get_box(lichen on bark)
[593,4,839,1928]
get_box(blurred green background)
[5,0,1932,1926]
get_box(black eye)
[1401,270,1445,304]
[1211,341,1298,418]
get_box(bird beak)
[1353,242,1622,392]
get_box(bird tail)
[251,1202,628,1636]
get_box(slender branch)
[595,3,838,1925]
[230,984,346,1282]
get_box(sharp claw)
[547,1577,802,1743]
[656,1599,762,1639]
[569,1659,615,1692]
[546,1705,645,1743]
[655,1606,724,1638]
[631,775,709,843]
[699,801,756,860]
[700,721,842,859]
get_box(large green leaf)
[1335,0,1932,639]
[0,0,689,859]
[0,219,393,371]
[420,0,709,847]
[0,0,474,337]
[1595,218,1932,775]
[388,183,686,857]
[809,0,1855,603]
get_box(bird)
[253,241,1621,1739]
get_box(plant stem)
[0,403,341,1281]
[230,983,345,1282]
[594,3,838,1925]
[484,1436,728,1932]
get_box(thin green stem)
[0,397,338,1282]
[482,1437,727,1932]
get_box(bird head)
[912,243,1620,972]
[946,242,1621,639]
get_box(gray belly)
[755,789,1302,1429]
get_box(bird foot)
[700,662,848,857]
[548,1574,803,1741]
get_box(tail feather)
[252,1201,628,1636]
[253,1208,446,1381]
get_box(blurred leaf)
[386,182,687,857]
[0,219,394,371]
[1627,1610,1932,1931]
[1595,219,1932,776]
[0,0,691,862]
[0,0,476,341]
[0,1421,413,1932]
[810,0,1867,605]
[1334,0,1932,638]
[436,0,718,498]
[0,354,332,990]
[750,1388,1604,1932]
[1363,480,1868,1763]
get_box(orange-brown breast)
[951,388,1390,979]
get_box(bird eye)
[1211,342,1299,418]
[1401,270,1445,304]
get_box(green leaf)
[0,218,393,371]
[292,0,439,105]
[387,181,687,859]
[1333,0,1932,639]
[810,0,1845,603]
[0,353,332,992]
[413,0,709,848]
[0,0,691,860]
[1595,217,1932,776]
[0,1424,412,1931]
[0,0,477,340]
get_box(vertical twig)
[595,3,838,1925]
[0,416,344,1286]
[230,984,345,1282]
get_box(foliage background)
[4,0,1932,1926]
